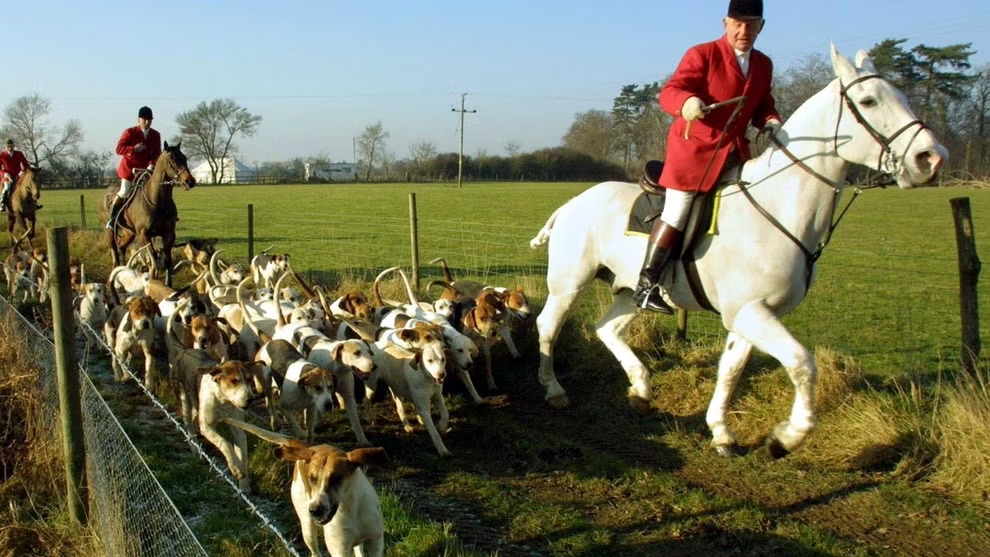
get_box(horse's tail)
[529,207,561,249]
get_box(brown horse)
[6,167,42,248]
[99,141,196,287]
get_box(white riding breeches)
[117,179,133,199]
[659,188,696,231]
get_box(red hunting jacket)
[116,126,162,180]
[659,35,780,193]
[0,149,30,181]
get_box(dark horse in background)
[99,141,196,287]
[6,167,42,248]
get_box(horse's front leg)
[730,301,817,459]
[706,331,754,457]
[536,288,582,408]
[595,291,652,415]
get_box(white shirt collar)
[734,48,752,77]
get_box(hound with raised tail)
[354,321,451,456]
[221,417,388,557]
[250,249,290,291]
[104,295,162,390]
[254,339,336,442]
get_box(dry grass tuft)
[928,365,990,501]
[0,308,99,557]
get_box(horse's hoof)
[547,394,570,409]
[765,437,792,460]
[627,395,652,416]
[713,443,742,458]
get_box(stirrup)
[634,284,674,315]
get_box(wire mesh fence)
[0,296,302,557]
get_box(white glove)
[763,119,782,136]
[681,97,705,121]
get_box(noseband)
[836,74,928,176]
[162,153,193,189]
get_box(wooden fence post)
[950,197,981,374]
[79,195,86,229]
[247,204,255,264]
[48,227,88,525]
[676,309,688,341]
[409,193,420,291]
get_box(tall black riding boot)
[631,220,682,314]
[106,197,125,229]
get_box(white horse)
[528,44,947,458]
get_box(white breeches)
[659,188,697,231]
[117,179,133,199]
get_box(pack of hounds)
[57,237,532,557]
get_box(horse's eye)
[860,97,877,108]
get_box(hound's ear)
[330,342,345,362]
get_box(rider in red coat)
[107,105,162,228]
[0,138,34,212]
[633,0,782,313]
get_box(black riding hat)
[728,0,763,18]
[138,106,153,120]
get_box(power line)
[451,92,477,188]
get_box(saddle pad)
[626,192,666,236]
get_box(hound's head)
[331,339,376,380]
[298,365,336,413]
[464,302,502,345]
[279,445,388,526]
[175,294,208,326]
[188,315,224,350]
[410,342,446,384]
[502,287,531,321]
[443,328,478,370]
[220,262,248,285]
[83,283,107,306]
[126,296,160,332]
[334,290,373,321]
[206,361,257,409]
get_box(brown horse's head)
[159,141,196,190]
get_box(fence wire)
[1,295,302,557]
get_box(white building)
[304,162,359,182]
[190,158,258,184]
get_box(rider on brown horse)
[0,138,41,212]
[107,106,162,229]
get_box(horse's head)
[159,141,197,190]
[829,43,947,188]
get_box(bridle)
[160,151,193,190]
[836,74,928,177]
[737,72,930,294]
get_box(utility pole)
[451,93,476,188]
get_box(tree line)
[4,38,987,186]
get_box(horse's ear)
[830,42,857,82]
[854,49,877,73]
[164,140,170,150]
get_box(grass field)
[5,180,990,556]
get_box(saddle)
[628,159,745,313]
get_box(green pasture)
[36,181,990,379]
[13,181,990,556]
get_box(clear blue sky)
[6,0,990,165]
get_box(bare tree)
[177,98,262,183]
[562,109,618,160]
[504,140,522,157]
[1,93,83,167]
[356,121,389,181]
[409,140,437,180]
